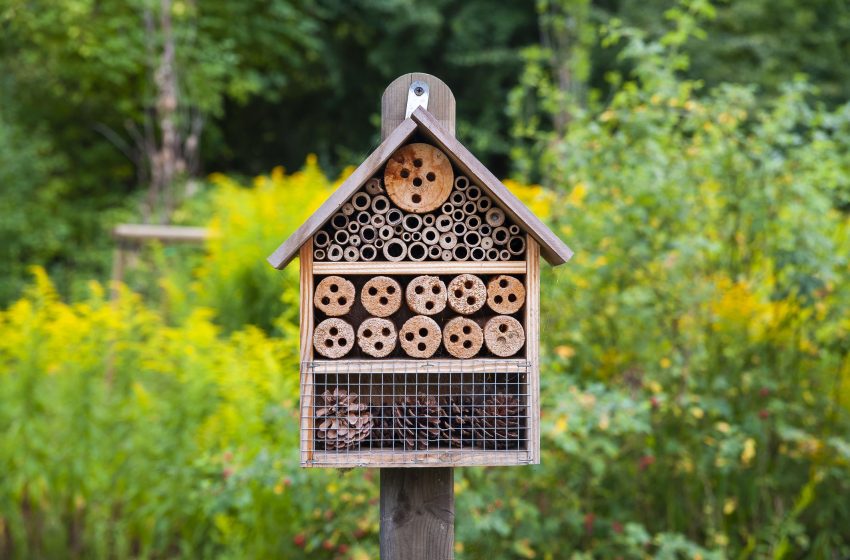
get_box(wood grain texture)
[306,449,533,468]
[526,237,541,464]
[410,106,574,266]
[112,224,210,243]
[380,468,454,560]
[381,73,456,140]
[299,240,315,463]
[267,118,418,269]
[308,358,529,375]
[312,260,527,276]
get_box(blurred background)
[2,0,850,558]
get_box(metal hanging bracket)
[405,80,429,118]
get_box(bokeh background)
[2,0,850,558]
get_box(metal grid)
[300,359,533,467]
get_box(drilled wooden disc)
[405,275,447,315]
[484,316,525,357]
[314,276,355,316]
[313,318,355,359]
[447,274,486,315]
[384,143,453,213]
[399,315,442,358]
[357,317,397,358]
[486,275,526,314]
[361,276,402,317]
[443,317,484,359]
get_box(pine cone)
[393,394,449,450]
[369,404,397,448]
[439,396,477,448]
[315,388,373,450]
[471,394,524,449]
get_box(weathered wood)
[299,240,315,463]
[381,73,455,140]
[308,449,532,469]
[312,260,527,276]
[267,118,418,269]
[526,236,541,463]
[380,468,454,560]
[112,224,211,243]
[410,106,574,266]
[308,358,529,375]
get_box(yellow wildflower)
[741,438,756,466]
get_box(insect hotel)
[268,79,572,468]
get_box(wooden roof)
[267,106,574,269]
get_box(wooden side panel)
[526,236,541,464]
[411,106,573,267]
[299,239,315,464]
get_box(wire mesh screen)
[300,359,533,467]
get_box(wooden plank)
[381,73,455,140]
[526,237,541,464]
[309,358,529,375]
[299,240,315,464]
[410,106,574,267]
[306,449,533,468]
[267,118,418,270]
[380,468,454,560]
[313,260,527,276]
[112,224,211,243]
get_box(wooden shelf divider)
[313,260,526,276]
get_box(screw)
[414,86,425,96]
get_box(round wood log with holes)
[314,276,355,316]
[399,315,442,358]
[484,316,525,357]
[361,276,402,317]
[384,143,453,213]
[313,318,355,359]
[443,317,483,359]
[405,275,447,315]
[357,317,397,358]
[446,274,486,315]
[486,275,526,314]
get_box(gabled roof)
[267,106,573,269]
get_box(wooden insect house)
[268,75,572,468]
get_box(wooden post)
[379,73,456,560]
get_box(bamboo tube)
[341,202,355,216]
[470,246,486,261]
[407,241,428,262]
[439,232,458,250]
[314,248,326,260]
[356,211,370,225]
[452,208,465,222]
[449,191,466,207]
[365,177,383,195]
[327,244,343,261]
[452,221,467,237]
[509,224,521,236]
[479,224,492,237]
[334,230,350,245]
[481,236,494,250]
[476,196,493,213]
[428,245,442,259]
[352,192,371,211]
[486,248,499,261]
[411,231,422,242]
[386,208,404,226]
[435,214,453,232]
[349,234,362,247]
[441,249,452,261]
[379,225,394,240]
[402,232,412,242]
[344,246,360,262]
[464,231,481,248]
[466,185,481,201]
[465,214,482,231]
[331,212,348,229]
[508,235,526,255]
[360,226,377,244]
[499,249,511,261]
[454,175,470,191]
[402,213,422,232]
[347,221,361,234]
[441,202,454,215]
[394,225,404,235]
[462,201,477,216]
[359,244,378,261]
[485,208,505,227]
[452,244,470,261]
[383,239,407,261]
[313,230,331,248]
[374,239,385,249]
[422,214,436,227]
[421,226,440,245]
[492,226,509,245]
[371,213,386,227]
[371,195,390,214]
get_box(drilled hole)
[499,324,508,333]
[329,284,338,292]
[375,342,383,350]
[325,339,333,347]
[415,285,424,295]
[412,177,423,187]
[386,286,396,294]
[417,342,426,351]
[466,297,475,305]
[418,328,428,337]
[464,280,473,289]
[463,340,472,349]
[379,296,388,305]
[425,301,434,310]
[382,328,390,336]
[454,289,463,298]
[400,169,410,178]
[405,333,414,341]
[339,338,347,347]
[329,327,338,336]
[338,297,347,305]
[450,334,459,343]
[426,172,436,181]
[368,287,378,296]
[462,325,471,335]
[494,295,503,304]
[321,297,330,305]
[413,158,423,167]
[431,285,441,294]
[499,279,508,288]
[508,294,517,302]
[363,329,373,338]
[412,194,422,203]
